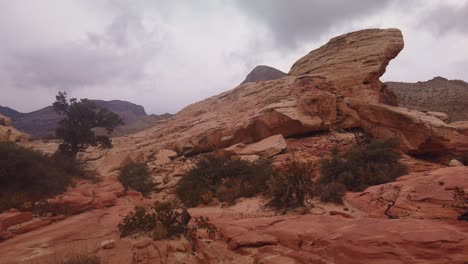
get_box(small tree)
[53,91,123,158]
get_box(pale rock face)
[225,134,287,158]
[289,28,404,104]
[449,159,464,167]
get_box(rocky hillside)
[0,101,171,138]
[240,65,287,84]
[1,28,467,264]
[387,77,468,122]
[0,114,30,142]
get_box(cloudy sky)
[0,0,467,114]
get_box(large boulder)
[225,134,287,158]
[289,28,404,104]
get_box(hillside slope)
[387,77,468,121]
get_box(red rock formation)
[344,167,468,220]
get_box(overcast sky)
[0,0,467,114]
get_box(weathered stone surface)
[0,210,33,232]
[225,134,287,157]
[346,98,465,154]
[8,218,52,235]
[289,28,404,104]
[451,121,468,136]
[210,214,468,264]
[427,111,449,122]
[344,167,468,220]
[47,178,124,215]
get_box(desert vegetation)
[176,155,271,207]
[0,142,81,212]
[118,160,155,196]
[118,200,216,241]
[318,138,407,203]
[266,160,314,208]
[53,91,123,158]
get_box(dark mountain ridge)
[0,100,171,138]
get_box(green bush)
[319,138,407,203]
[118,160,155,196]
[119,201,191,240]
[176,155,271,207]
[0,142,79,212]
[266,160,314,208]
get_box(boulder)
[289,28,404,104]
[225,134,287,158]
[449,159,464,167]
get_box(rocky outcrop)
[197,214,468,264]
[344,167,468,220]
[387,77,468,122]
[240,65,287,85]
[345,98,464,154]
[225,134,287,158]
[289,28,404,104]
[96,28,406,164]
[0,114,30,142]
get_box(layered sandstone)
[289,28,404,104]
[344,167,468,220]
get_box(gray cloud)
[234,0,392,48]
[420,2,468,35]
[0,1,468,115]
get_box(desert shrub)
[319,138,407,203]
[58,253,100,264]
[266,160,314,208]
[118,160,155,196]
[0,142,78,212]
[119,201,191,240]
[451,187,468,221]
[460,152,468,166]
[176,156,271,207]
[319,182,347,203]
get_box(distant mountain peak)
[241,65,287,85]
